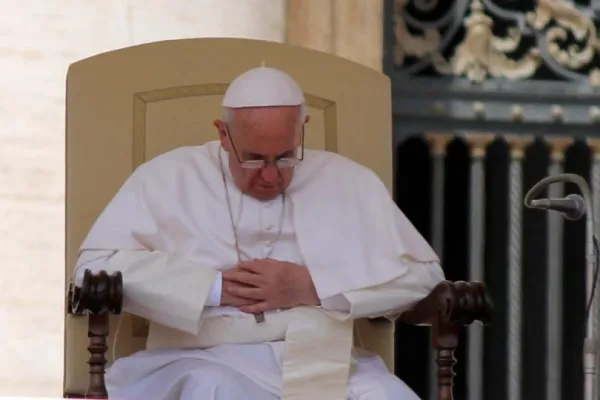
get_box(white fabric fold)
[145,307,355,400]
[280,307,354,400]
[285,145,439,299]
[75,249,216,335]
[334,259,444,321]
[111,251,214,335]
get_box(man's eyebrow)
[245,150,295,159]
[277,150,295,158]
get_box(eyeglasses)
[224,125,305,170]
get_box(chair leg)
[86,313,110,399]
[432,318,459,400]
[66,269,122,399]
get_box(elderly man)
[74,66,444,400]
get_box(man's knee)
[348,371,420,400]
[181,363,257,399]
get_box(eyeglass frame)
[223,124,305,170]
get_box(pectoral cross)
[254,312,265,323]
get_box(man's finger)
[223,270,263,285]
[228,295,258,306]
[239,301,268,314]
[227,285,265,300]
[238,261,264,273]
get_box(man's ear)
[214,120,229,150]
[213,119,225,136]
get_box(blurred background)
[1,1,599,399]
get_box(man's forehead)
[225,106,302,155]
[233,126,300,157]
[236,132,298,151]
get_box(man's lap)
[108,358,272,400]
[106,345,419,400]
[348,352,420,400]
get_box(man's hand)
[222,258,320,314]
[220,278,261,307]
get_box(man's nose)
[260,163,279,183]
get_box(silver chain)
[218,147,285,323]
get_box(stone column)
[0,1,287,396]
[425,134,454,260]
[123,0,287,45]
[286,0,384,71]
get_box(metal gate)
[383,1,600,399]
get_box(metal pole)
[465,134,493,400]
[583,200,597,400]
[546,161,563,400]
[506,135,527,400]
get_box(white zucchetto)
[222,67,305,108]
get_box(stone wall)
[286,0,383,72]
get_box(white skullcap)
[222,66,305,108]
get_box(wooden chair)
[63,38,493,400]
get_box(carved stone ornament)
[392,0,600,84]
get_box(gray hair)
[221,104,306,130]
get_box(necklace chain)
[219,147,285,323]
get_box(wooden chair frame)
[66,269,492,400]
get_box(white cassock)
[74,140,444,400]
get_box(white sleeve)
[75,250,223,306]
[206,271,223,307]
[74,249,117,286]
[320,261,444,318]
[74,249,219,334]
[320,294,351,312]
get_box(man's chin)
[250,187,282,201]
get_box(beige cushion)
[64,37,394,394]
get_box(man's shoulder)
[306,149,381,182]
[133,141,218,179]
[140,142,214,167]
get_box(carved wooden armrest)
[399,280,493,400]
[66,269,123,399]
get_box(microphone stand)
[524,173,597,400]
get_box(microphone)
[529,193,586,221]
[524,173,597,400]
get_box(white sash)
[146,307,354,400]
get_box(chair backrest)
[64,37,393,394]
